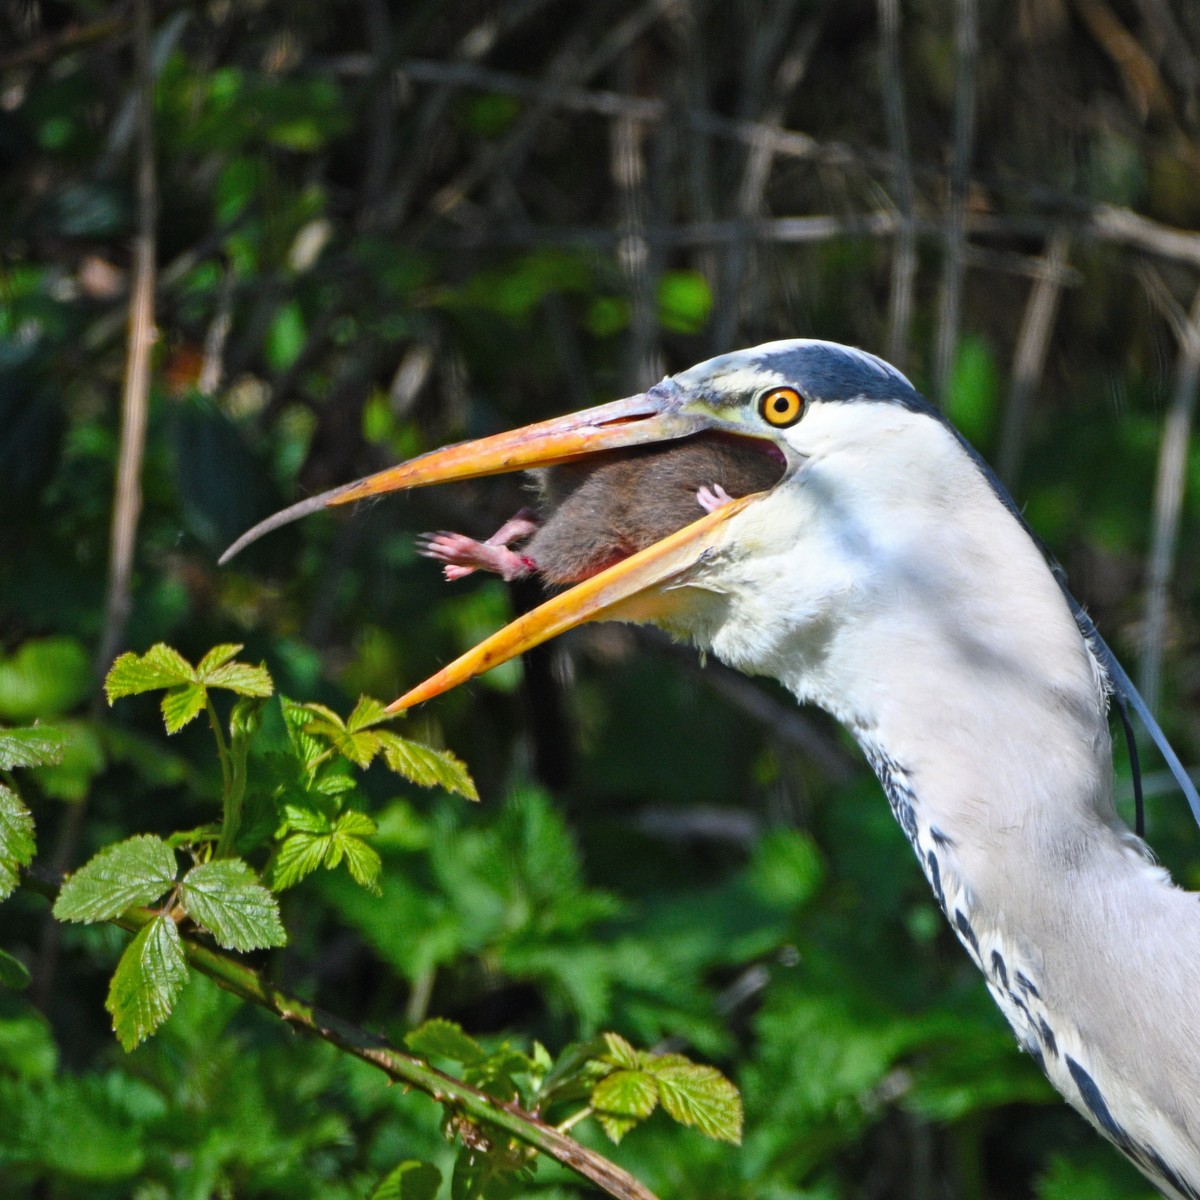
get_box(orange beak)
[220,390,768,709]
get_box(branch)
[20,870,659,1200]
[96,0,157,680]
[934,0,979,405]
[1138,273,1200,714]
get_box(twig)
[934,0,979,405]
[711,7,821,349]
[38,0,157,1012]
[95,0,157,681]
[1073,0,1175,121]
[0,9,125,72]
[996,229,1071,487]
[20,871,659,1200]
[877,0,917,370]
[611,54,661,389]
[1137,274,1200,714]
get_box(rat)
[417,433,785,585]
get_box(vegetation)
[3,1,1199,1197]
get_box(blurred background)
[2,0,1200,1196]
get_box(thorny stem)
[20,871,660,1200]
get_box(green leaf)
[194,643,243,676]
[371,1160,442,1200]
[199,653,273,698]
[0,783,36,901]
[405,1018,486,1066]
[592,1068,659,1119]
[347,695,391,731]
[270,830,331,890]
[595,1111,639,1145]
[53,835,177,922]
[600,1031,642,1070]
[30,719,105,801]
[105,644,195,701]
[650,1060,743,1145]
[105,915,189,1050]
[180,858,286,951]
[336,818,382,894]
[378,732,478,800]
[160,682,207,734]
[0,946,31,990]
[0,636,91,721]
[0,725,65,769]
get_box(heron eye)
[759,386,805,427]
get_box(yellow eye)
[759,386,806,427]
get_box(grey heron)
[224,340,1200,1198]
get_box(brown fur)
[525,434,784,583]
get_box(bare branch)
[1138,274,1200,713]
[934,0,979,405]
[96,0,157,680]
[878,0,918,369]
[997,229,1071,487]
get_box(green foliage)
[54,835,179,921]
[371,1160,443,1200]
[105,914,189,1050]
[589,1032,743,1146]
[397,1016,740,1189]
[0,638,90,721]
[0,784,36,902]
[106,642,273,734]
[179,858,287,950]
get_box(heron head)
[222,340,943,709]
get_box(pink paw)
[416,532,536,582]
[696,483,734,514]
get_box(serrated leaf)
[0,783,36,901]
[194,644,243,675]
[54,835,176,922]
[592,1068,659,1119]
[160,683,207,734]
[651,1061,743,1145]
[371,1160,442,1200]
[105,644,194,701]
[405,1018,486,1065]
[378,732,478,800]
[0,946,31,990]
[270,830,331,890]
[595,1111,638,1144]
[279,695,327,772]
[336,821,382,894]
[336,809,377,837]
[600,1031,641,1070]
[106,915,189,1050]
[347,695,391,731]
[0,725,65,769]
[180,858,286,950]
[325,727,383,768]
[202,660,273,697]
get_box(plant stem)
[21,871,659,1200]
[206,697,237,856]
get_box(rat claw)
[696,483,734,514]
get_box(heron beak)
[219,390,766,710]
[219,392,705,564]
[388,492,757,711]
